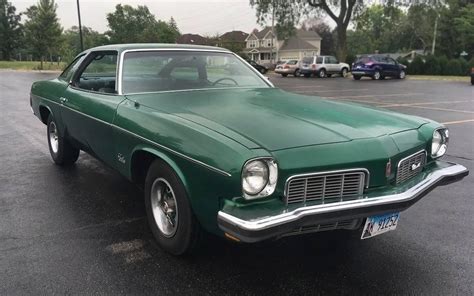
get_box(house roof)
[279,37,318,51]
[219,30,248,42]
[176,34,210,45]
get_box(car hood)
[127,88,429,151]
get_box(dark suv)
[351,55,407,80]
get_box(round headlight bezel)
[431,128,449,158]
[241,158,278,200]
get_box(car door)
[60,50,125,167]
[326,56,339,73]
[385,57,399,76]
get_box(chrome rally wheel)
[150,178,178,237]
[48,121,59,154]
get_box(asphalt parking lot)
[1,70,473,294]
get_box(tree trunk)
[336,26,348,62]
[40,56,44,70]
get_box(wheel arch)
[39,104,53,124]
[130,146,189,191]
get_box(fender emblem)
[411,163,421,171]
[117,153,126,164]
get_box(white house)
[243,27,322,64]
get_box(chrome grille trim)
[396,150,427,184]
[284,169,369,205]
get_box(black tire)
[372,70,381,80]
[471,77,474,85]
[294,69,300,77]
[318,69,326,78]
[47,114,79,165]
[304,73,311,78]
[144,159,202,255]
[398,69,406,79]
[341,68,348,77]
[353,75,361,80]
[281,73,288,77]
[260,68,267,74]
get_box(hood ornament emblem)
[411,163,421,171]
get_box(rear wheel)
[353,75,361,80]
[144,159,202,255]
[318,69,326,78]
[372,70,381,80]
[260,68,267,74]
[294,69,300,77]
[281,73,288,77]
[47,114,79,165]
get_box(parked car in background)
[30,44,468,255]
[352,55,407,80]
[470,67,474,85]
[300,55,350,78]
[246,59,268,74]
[275,60,301,77]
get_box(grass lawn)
[406,75,469,82]
[0,61,66,71]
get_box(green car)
[30,44,468,255]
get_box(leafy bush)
[437,56,449,75]
[444,59,462,76]
[457,58,468,75]
[345,54,357,66]
[409,56,425,75]
[424,55,441,75]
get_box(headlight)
[431,128,449,158]
[242,158,278,199]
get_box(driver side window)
[74,51,118,94]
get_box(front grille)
[285,170,366,204]
[396,150,426,184]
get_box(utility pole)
[431,14,438,55]
[76,0,84,52]
[270,2,274,64]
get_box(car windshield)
[302,57,313,64]
[121,51,270,94]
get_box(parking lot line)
[297,88,370,93]
[385,105,474,114]
[441,119,474,125]
[325,93,425,99]
[380,100,473,107]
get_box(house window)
[266,39,272,47]
[248,40,257,48]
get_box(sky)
[11,0,265,36]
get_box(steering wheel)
[212,77,239,86]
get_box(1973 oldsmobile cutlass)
[30,44,468,255]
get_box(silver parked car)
[275,60,301,77]
[300,55,350,78]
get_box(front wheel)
[260,68,267,74]
[281,73,288,77]
[294,69,300,77]
[398,70,406,79]
[144,159,202,255]
[341,68,348,77]
[304,73,311,78]
[47,114,79,165]
[353,75,361,80]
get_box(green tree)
[106,4,180,43]
[250,0,362,62]
[0,0,22,60]
[61,26,109,62]
[303,20,335,55]
[23,0,62,69]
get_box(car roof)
[80,43,231,55]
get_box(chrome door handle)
[59,97,68,104]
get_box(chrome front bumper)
[218,162,468,243]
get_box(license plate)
[361,212,400,239]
